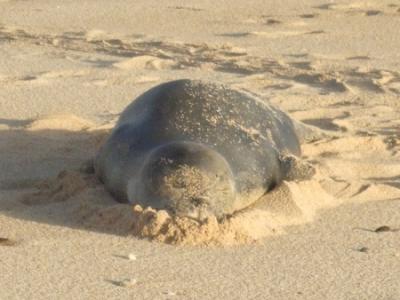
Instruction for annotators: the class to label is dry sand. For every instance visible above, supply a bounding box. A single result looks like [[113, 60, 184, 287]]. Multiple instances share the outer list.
[[1, 0, 400, 299]]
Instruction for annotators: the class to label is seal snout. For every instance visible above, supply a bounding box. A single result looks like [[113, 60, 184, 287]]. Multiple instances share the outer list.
[[132, 141, 236, 221]]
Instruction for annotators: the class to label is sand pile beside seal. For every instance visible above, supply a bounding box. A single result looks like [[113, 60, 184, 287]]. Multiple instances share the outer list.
[[13, 101, 338, 246], [14, 112, 398, 246], [129, 178, 335, 246], [21, 165, 335, 246]]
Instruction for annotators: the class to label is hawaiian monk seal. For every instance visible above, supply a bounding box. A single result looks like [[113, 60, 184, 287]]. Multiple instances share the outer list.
[[95, 79, 311, 221]]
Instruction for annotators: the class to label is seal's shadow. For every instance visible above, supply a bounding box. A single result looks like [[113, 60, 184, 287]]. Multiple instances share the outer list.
[[1, 118, 399, 239], [0, 119, 135, 236]]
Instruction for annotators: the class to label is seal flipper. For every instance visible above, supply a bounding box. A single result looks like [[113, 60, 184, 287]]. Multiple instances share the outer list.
[[292, 120, 329, 144], [279, 155, 316, 182]]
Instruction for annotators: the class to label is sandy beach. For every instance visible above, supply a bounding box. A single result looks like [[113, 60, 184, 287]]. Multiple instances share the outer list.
[[1, 0, 400, 299]]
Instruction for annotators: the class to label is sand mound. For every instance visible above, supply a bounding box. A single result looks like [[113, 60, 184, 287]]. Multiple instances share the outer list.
[[21, 165, 335, 246], [27, 114, 95, 131], [131, 205, 251, 246], [130, 179, 335, 246], [113, 55, 177, 70], [7, 106, 397, 247], [14, 112, 339, 246], [21, 170, 94, 205]]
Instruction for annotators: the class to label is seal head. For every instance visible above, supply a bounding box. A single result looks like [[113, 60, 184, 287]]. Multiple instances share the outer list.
[[129, 141, 236, 220]]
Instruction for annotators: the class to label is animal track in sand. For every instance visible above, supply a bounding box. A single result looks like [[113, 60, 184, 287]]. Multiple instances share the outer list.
[[328, 99, 362, 107], [1, 26, 399, 97], [297, 109, 352, 133], [344, 69, 398, 94], [299, 14, 318, 19], [0, 70, 88, 85], [367, 176, 400, 190], [374, 124, 400, 155], [250, 30, 310, 38], [264, 83, 293, 91], [315, 2, 373, 11], [218, 32, 251, 38], [0, 237, 18, 247], [265, 19, 282, 25], [364, 10, 382, 16], [303, 133, 400, 202], [346, 56, 371, 61], [168, 6, 204, 12], [219, 30, 322, 39], [302, 118, 347, 132], [0, 26, 257, 75], [333, 182, 372, 199], [306, 30, 325, 35], [313, 2, 395, 16], [284, 73, 347, 94]]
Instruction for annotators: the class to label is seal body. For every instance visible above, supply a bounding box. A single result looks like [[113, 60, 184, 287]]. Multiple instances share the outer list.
[[95, 79, 300, 220]]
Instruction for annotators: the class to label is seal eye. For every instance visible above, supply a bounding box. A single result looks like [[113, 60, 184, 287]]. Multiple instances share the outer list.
[[268, 180, 277, 191], [190, 197, 207, 207]]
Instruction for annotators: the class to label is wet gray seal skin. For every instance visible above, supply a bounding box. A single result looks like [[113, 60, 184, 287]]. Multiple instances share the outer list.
[[95, 79, 301, 221]]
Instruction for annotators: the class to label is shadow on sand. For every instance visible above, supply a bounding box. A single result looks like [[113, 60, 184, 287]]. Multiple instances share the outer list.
[[0, 119, 137, 237], [1, 118, 399, 241]]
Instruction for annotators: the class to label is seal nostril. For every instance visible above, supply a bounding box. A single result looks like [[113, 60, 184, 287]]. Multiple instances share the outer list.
[[268, 180, 277, 191], [172, 177, 187, 188]]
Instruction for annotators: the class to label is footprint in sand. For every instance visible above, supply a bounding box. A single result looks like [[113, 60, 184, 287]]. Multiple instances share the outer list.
[[306, 30, 325, 35], [299, 14, 318, 19], [168, 6, 203, 12], [219, 30, 311, 39], [265, 19, 282, 25], [346, 56, 371, 61], [367, 176, 400, 190], [343, 69, 399, 94], [289, 61, 313, 71], [8, 70, 89, 85], [365, 10, 382, 16], [294, 109, 352, 133], [287, 73, 348, 94], [218, 32, 251, 38], [314, 2, 367, 11], [264, 83, 293, 91], [302, 111, 351, 132], [315, 2, 388, 16], [301, 118, 348, 132], [251, 31, 307, 38], [0, 237, 18, 247]]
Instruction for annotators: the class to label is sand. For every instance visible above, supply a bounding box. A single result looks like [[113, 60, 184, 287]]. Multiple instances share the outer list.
[[1, 0, 400, 299]]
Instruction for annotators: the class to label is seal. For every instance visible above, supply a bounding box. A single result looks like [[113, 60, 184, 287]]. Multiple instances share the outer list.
[[95, 79, 304, 221]]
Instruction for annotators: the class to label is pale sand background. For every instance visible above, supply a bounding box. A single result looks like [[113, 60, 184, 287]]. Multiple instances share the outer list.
[[1, 0, 400, 299]]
